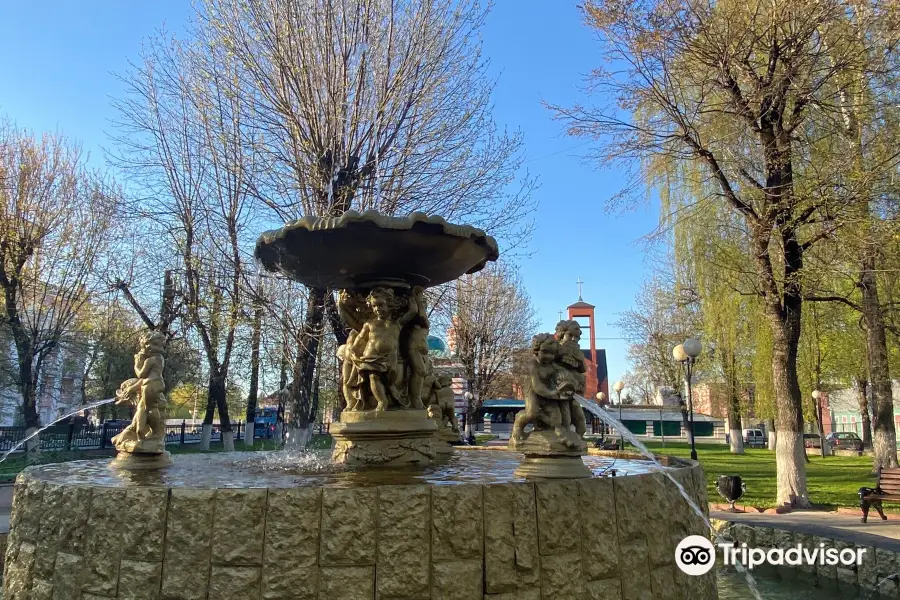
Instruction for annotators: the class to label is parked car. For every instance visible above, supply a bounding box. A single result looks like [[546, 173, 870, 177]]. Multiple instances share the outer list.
[[825, 431, 864, 451], [803, 433, 822, 448], [743, 428, 766, 448]]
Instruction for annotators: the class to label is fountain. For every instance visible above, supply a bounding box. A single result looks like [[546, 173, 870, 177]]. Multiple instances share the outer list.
[[2, 210, 718, 600]]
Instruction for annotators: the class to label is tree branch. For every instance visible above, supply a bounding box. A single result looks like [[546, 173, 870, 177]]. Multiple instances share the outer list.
[[115, 279, 157, 330]]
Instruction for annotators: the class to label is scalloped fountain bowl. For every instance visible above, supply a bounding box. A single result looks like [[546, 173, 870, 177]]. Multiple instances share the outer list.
[[255, 210, 499, 289]]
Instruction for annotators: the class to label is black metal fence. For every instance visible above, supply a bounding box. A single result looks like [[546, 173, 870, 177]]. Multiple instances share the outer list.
[[0, 421, 247, 454]]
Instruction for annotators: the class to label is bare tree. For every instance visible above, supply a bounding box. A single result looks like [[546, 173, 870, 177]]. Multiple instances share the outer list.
[[194, 0, 535, 444], [438, 262, 537, 434], [0, 121, 118, 430], [112, 30, 262, 450]]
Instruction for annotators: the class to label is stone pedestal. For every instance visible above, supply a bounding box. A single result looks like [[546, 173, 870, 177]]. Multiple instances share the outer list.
[[332, 409, 438, 466], [510, 430, 591, 479], [432, 428, 462, 455], [110, 450, 173, 470]]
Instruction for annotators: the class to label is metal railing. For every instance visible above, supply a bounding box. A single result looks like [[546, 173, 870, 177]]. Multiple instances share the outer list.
[[1, 421, 248, 453]]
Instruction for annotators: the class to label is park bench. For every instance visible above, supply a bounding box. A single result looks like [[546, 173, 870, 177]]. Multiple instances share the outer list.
[[859, 467, 900, 523]]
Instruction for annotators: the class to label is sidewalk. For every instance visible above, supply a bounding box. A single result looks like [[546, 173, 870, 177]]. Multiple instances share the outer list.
[[711, 509, 900, 552]]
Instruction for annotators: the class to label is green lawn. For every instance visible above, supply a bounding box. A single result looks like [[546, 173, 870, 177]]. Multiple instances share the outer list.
[[635, 441, 878, 510]]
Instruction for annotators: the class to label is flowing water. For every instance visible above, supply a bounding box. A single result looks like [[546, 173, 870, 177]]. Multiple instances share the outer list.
[[575, 395, 765, 600], [0, 397, 117, 466], [21, 449, 662, 488], [717, 567, 882, 599]]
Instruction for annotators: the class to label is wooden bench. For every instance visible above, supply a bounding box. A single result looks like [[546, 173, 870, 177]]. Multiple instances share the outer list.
[[859, 467, 900, 522]]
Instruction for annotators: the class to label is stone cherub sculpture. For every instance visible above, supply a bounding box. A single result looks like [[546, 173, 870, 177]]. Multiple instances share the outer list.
[[427, 374, 460, 434], [111, 330, 168, 455], [337, 287, 419, 411], [510, 332, 586, 452], [555, 320, 587, 437], [403, 287, 430, 410]]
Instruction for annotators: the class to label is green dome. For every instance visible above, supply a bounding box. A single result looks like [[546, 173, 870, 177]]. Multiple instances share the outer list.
[[427, 335, 447, 353]]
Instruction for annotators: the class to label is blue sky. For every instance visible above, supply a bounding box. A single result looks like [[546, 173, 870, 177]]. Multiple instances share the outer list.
[[0, 1, 659, 384]]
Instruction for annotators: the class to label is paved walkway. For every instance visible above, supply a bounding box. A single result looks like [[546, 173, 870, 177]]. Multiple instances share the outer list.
[[712, 509, 900, 552]]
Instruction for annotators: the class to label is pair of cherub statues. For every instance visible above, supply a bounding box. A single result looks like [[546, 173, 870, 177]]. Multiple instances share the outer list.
[[337, 286, 433, 412], [511, 320, 587, 448], [111, 330, 168, 453]]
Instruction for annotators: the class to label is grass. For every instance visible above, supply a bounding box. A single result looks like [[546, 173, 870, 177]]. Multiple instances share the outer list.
[[474, 434, 499, 445], [634, 441, 878, 510]]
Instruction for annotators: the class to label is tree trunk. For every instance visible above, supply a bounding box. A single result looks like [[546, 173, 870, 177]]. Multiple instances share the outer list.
[[770, 317, 810, 507], [728, 424, 744, 454], [214, 375, 234, 452], [200, 376, 217, 450], [860, 259, 898, 471], [855, 377, 873, 449], [244, 300, 263, 448], [4, 286, 40, 429], [287, 287, 326, 448], [723, 348, 744, 454]]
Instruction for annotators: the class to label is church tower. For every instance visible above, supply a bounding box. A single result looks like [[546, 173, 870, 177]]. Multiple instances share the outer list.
[[566, 280, 609, 401]]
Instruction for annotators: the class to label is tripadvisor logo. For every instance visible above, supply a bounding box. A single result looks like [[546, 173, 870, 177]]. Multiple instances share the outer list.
[[675, 536, 716, 576], [674, 535, 869, 576]]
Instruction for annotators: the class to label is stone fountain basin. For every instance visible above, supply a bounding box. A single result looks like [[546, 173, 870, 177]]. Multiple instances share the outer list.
[[3, 450, 717, 600], [254, 210, 499, 288]]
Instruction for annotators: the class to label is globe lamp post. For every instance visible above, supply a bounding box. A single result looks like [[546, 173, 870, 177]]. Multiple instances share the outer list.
[[673, 339, 701, 461], [613, 380, 625, 449]]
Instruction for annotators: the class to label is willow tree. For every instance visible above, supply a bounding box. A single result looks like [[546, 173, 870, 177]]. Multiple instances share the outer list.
[[550, 0, 888, 506], [800, 5, 900, 470], [193, 0, 534, 444]]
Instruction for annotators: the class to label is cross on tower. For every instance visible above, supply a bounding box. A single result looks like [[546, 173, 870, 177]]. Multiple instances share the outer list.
[[558, 309, 564, 321], [576, 278, 584, 301]]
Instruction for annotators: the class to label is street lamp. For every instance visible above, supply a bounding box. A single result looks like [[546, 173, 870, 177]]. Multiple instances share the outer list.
[[613, 380, 625, 449], [812, 389, 827, 457], [673, 338, 701, 461], [464, 391, 475, 445]]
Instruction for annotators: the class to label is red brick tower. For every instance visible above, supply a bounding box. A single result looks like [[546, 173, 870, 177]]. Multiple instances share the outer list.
[[567, 280, 609, 401]]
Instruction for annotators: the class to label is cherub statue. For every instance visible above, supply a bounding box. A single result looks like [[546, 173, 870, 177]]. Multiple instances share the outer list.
[[111, 330, 168, 453], [510, 333, 578, 448], [337, 329, 362, 410], [555, 320, 587, 436], [339, 287, 417, 411], [431, 375, 460, 433], [402, 287, 430, 409]]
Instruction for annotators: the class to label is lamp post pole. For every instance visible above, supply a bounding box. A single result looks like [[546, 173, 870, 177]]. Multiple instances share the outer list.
[[613, 381, 625, 450], [812, 390, 827, 458], [674, 339, 701, 462], [595, 392, 606, 436], [685, 357, 697, 461], [464, 390, 475, 445]]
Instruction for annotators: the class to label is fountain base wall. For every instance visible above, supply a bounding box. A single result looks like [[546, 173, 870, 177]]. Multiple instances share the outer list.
[[3, 456, 717, 600]]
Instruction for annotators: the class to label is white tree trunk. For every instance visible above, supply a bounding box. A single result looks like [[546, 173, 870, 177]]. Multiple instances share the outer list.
[[729, 428, 744, 454], [222, 430, 235, 452], [284, 425, 312, 449], [775, 430, 811, 507], [200, 423, 212, 450], [24, 426, 40, 453], [274, 422, 284, 445], [244, 420, 255, 448], [767, 419, 777, 451]]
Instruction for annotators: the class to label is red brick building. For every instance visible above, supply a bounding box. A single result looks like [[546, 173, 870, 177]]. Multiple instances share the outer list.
[[567, 296, 609, 402]]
